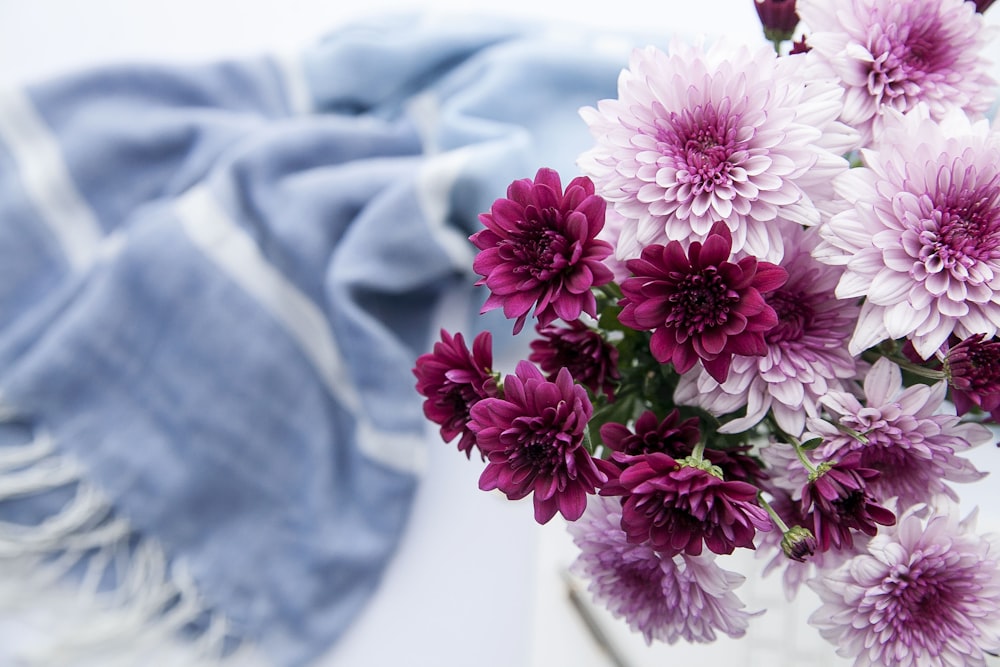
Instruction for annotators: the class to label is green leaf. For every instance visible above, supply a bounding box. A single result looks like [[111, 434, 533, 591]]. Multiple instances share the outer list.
[[799, 437, 824, 451]]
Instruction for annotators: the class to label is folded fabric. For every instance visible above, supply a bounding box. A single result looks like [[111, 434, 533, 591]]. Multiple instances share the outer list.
[[0, 12, 650, 667]]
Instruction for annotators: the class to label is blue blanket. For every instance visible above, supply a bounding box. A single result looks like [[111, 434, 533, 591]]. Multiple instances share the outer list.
[[0, 13, 646, 666]]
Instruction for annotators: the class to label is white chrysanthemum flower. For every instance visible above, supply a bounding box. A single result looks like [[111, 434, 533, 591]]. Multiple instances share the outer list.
[[674, 226, 861, 435], [578, 40, 858, 263], [809, 502, 1000, 667], [798, 0, 996, 147], [569, 496, 757, 645], [814, 105, 1000, 359]]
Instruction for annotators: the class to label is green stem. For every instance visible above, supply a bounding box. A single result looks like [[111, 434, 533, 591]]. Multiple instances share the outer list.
[[788, 433, 817, 473], [892, 356, 946, 381], [766, 415, 818, 473], [691, 439, 706, 462], [864, 349, 946, 381], [758, 492, 790, 533]]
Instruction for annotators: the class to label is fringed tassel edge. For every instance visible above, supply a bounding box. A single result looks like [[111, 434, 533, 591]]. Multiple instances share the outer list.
[[0, 426, 271, 667]]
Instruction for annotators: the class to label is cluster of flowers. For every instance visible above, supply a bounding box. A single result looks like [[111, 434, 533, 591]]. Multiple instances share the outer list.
[[414, 0, 1000, 664]]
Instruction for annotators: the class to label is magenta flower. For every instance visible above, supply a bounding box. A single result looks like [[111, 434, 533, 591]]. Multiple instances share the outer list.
[[945, 333, 1000, 421], [413, 329, 497, 458], [809, 503, 1000, 666], [601, 410, 764, 484], [808, 357, 989, 509], [618, 224, 786, 383], [815, 107, 1000, 359], [675, 226, 860, 435], [601, 452, 772, 557], [569, 496, 758, 645], [579, 39, 857, 261], [529, 320, 620, 400], [801, 451, 896, 553], [469, 361, 614, 524], [470, 168, 614, 334], [600, 410, 701, 459], [798, 0, 995, 147]]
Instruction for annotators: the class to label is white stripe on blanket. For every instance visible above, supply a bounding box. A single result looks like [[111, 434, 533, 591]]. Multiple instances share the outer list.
[[0, 88, 104, 269], [272, 52, 314, 116], [175, 185, 428, 475]]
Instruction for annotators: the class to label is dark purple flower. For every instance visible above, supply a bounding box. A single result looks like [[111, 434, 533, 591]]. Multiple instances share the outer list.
[[470, 361, 615, 524], [970, 0, 997, 12], [600, 410, 765, 484], [754, 0, 799, 42], [600, 410, 701, 459], [529, 320, 620, 400], [618, 224, 787, 383], [413, 329, 498, 458], [944, 333, 1000, 422], [470, 168, 614, 334], [601, 453, 772, 557], [801, 451, 895, 553], [789, 36, 810, 54]]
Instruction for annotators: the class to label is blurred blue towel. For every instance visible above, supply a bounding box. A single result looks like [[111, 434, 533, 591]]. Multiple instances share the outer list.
[[0, 13, 641, 667]]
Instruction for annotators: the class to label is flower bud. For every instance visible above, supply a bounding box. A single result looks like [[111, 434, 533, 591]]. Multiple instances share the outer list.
[[780, 525, 817, 562]]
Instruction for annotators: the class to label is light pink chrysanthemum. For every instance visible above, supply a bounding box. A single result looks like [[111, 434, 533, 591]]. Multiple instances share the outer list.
[[809, 503, 1000, 667], [797, 0, 995, 147], [569, 496, 757, 645], [806, 358, 989, 509], [579, 40, 857, 262], [674, 227, 861, 435], [814, 106, 1000, 359]]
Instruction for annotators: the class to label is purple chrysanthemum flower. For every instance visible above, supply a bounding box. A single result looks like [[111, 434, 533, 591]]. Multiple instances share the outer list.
[[944, 333, 1000, 421], [470, 361, 614, 524], [807, 357, 989, 509], [470, 168, 614, 334], [600, 410, 701, 459], [809, 503, 1000, 667], [529, 320, 620, 400], [601, 452, 772, 557], [798, 0, 995, 147], [801, 451, 896, 553], [618, 224, 786, 383], [413, 329, 498, 458], [601, 410, 765, 484], [814, 107, 1000, 359], [569, 496, 758, 645], [675, 226, 860, 435], [579, 39, 857, 262]]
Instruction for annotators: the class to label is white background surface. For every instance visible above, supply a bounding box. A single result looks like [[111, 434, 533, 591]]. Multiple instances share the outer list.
[[3, 2, 1000, 667]]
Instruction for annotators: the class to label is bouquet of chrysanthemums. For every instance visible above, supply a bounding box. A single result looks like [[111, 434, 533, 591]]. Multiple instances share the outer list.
[[414, 0, 1000, 664]]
